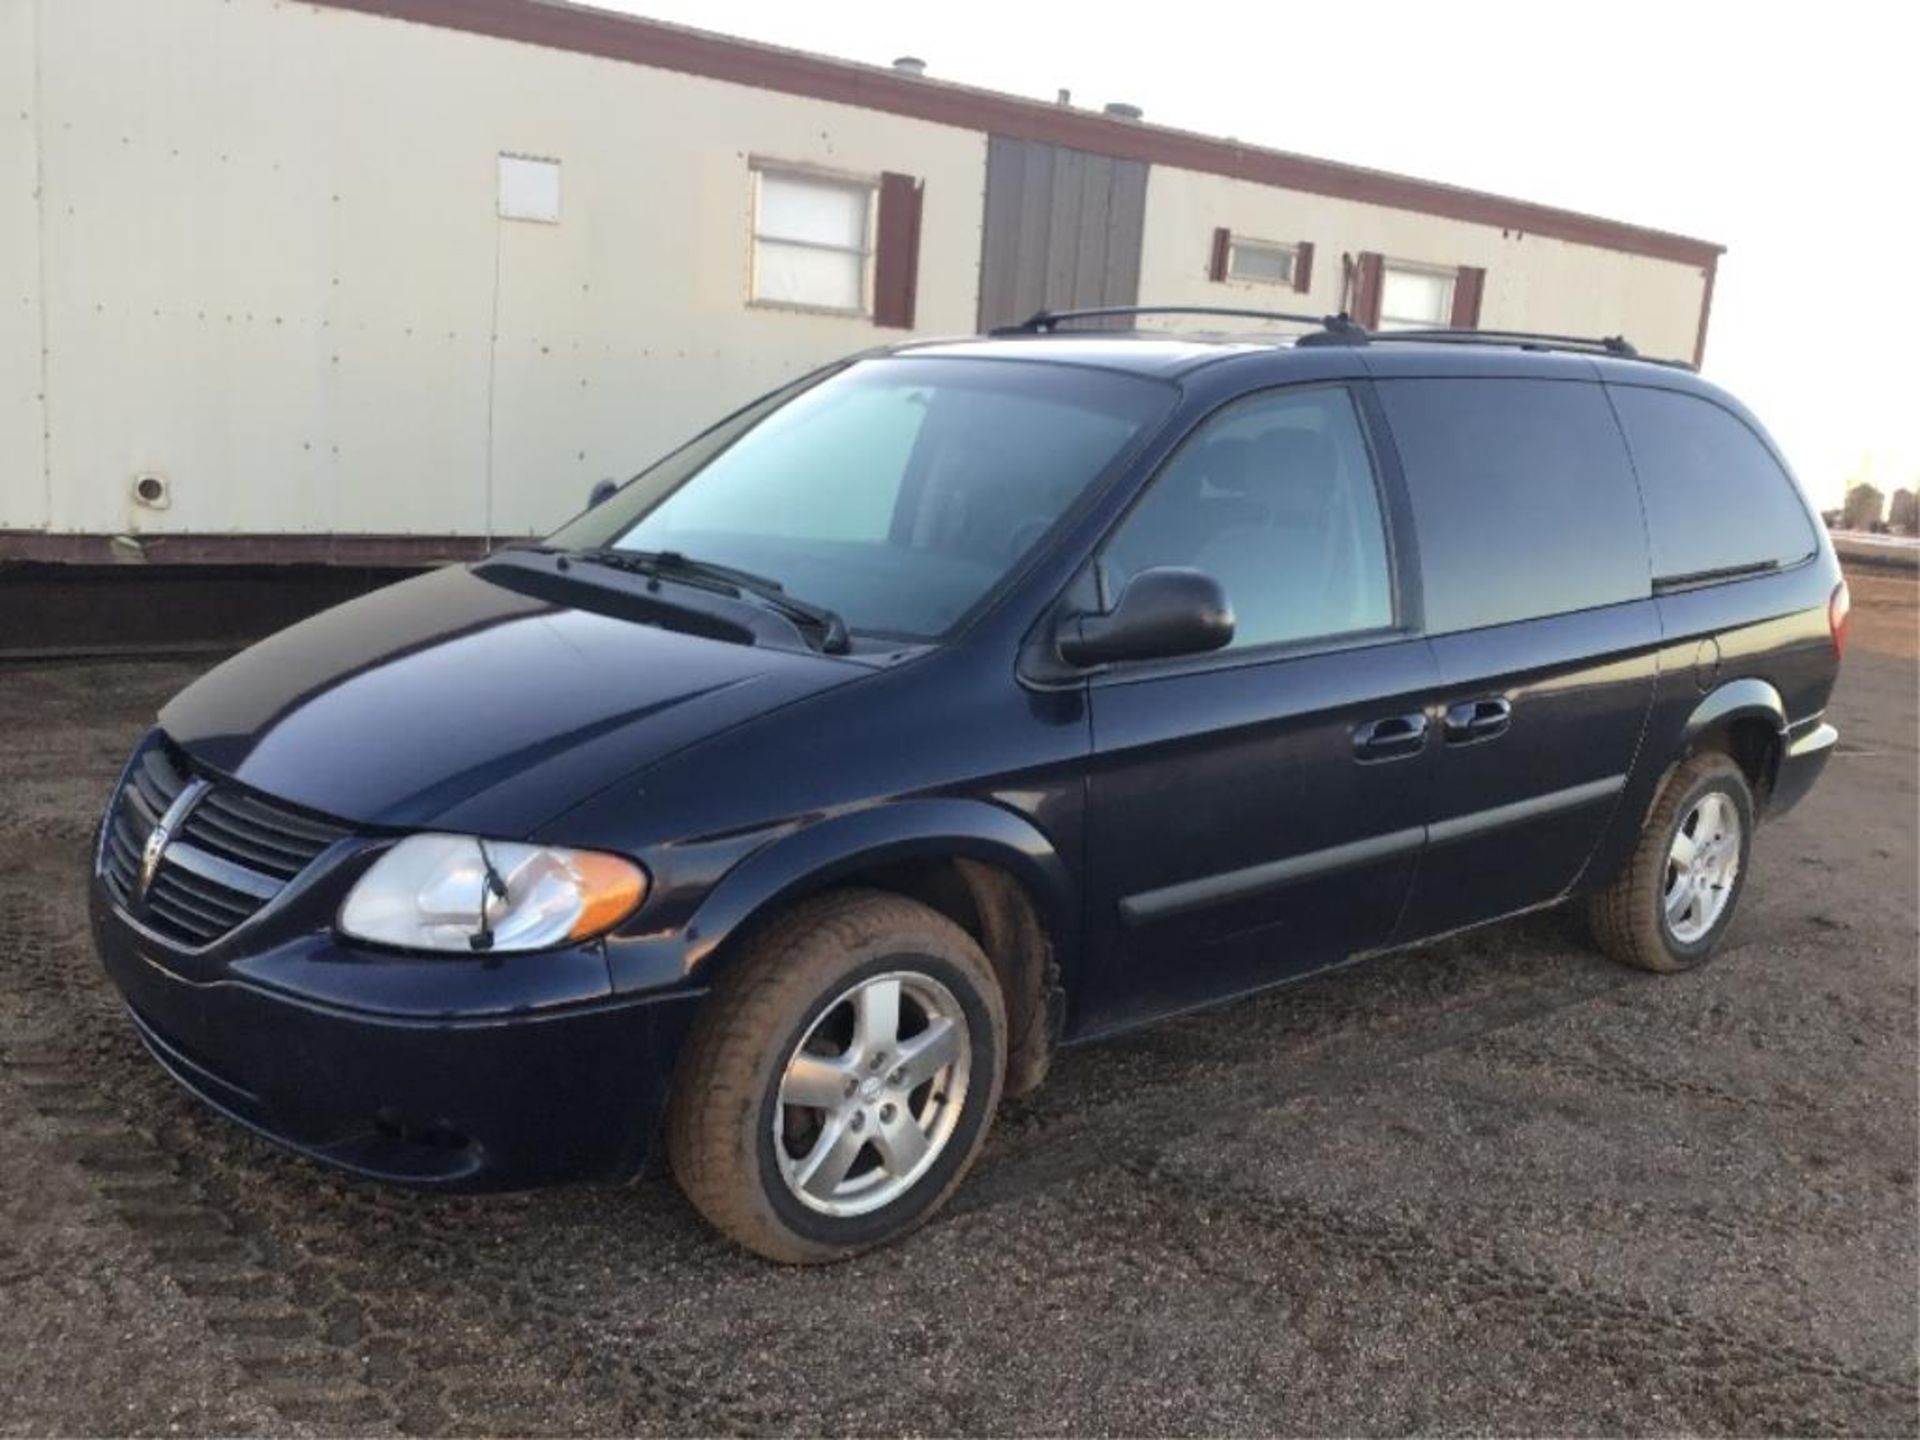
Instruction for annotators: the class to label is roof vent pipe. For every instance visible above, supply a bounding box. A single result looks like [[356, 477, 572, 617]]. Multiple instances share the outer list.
[[1103, 101, 1144, 120], [892, 56, 927, 76]]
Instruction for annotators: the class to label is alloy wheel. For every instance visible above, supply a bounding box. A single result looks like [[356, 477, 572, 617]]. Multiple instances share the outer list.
[[773, 971, 972, 1217], [1663, 791, 1742, 944]]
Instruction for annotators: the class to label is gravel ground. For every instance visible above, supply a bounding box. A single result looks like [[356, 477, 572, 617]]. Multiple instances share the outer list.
[[0, 572, 1914, 1437]]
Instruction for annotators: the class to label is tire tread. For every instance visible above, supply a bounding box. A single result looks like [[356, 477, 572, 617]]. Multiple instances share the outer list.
[[666, 888, 1004, 1264], [1589, 751, 1749, 974]]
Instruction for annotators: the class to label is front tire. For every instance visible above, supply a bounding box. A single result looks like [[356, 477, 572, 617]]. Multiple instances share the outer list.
[[666, 889, 1006, 1264], [1589, 751, 1755, 973]]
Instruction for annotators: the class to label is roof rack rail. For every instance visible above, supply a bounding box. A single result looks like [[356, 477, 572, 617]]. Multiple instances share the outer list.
[[1373, 326, 1637, 355], [990, 305, 1368, 343], [987, 308, 1689, 369], [1366, 327, 1693, 368]]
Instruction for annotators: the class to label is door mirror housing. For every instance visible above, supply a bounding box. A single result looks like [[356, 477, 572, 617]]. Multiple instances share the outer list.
[[1057, 567, 1234, 668], [587, 477, 620, 509]]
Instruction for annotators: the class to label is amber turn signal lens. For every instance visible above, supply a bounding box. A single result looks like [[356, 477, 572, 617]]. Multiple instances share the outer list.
[[566, 852, 648, 940]]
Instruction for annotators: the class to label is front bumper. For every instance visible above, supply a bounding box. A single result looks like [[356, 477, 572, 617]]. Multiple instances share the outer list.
[[90, 881, 705, 1191]]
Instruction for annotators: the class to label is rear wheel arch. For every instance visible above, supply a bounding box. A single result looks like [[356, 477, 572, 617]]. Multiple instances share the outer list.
[[1584, 676, 1789, 897], [1678, 677, 1788, 813], [1590, 748, 1754, 972]]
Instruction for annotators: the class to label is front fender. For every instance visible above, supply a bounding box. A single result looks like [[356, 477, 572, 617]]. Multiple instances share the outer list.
[[602, 798, 1077, 996]]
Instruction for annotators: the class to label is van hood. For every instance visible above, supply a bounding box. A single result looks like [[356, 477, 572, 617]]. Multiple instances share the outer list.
[[160, 563, 867, 833]]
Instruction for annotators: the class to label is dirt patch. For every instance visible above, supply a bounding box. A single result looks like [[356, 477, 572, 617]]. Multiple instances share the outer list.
[[1844, 561, 1919, 659]]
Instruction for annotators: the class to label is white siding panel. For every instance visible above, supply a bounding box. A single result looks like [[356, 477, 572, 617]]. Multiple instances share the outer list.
[[29, 0, 985, 539], [0, 0, 45, 530], [1138, 167, 1708, 363]]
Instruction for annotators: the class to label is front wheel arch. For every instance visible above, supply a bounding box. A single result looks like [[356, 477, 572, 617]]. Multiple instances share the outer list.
[[678, 801, 1075, 1095]]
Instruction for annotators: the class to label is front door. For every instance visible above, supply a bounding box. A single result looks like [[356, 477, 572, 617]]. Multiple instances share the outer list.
[[1075, 383, 1436, 1037]]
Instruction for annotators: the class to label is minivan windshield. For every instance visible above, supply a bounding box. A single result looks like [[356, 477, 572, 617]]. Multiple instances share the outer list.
[[546, 357, 1173, 642]]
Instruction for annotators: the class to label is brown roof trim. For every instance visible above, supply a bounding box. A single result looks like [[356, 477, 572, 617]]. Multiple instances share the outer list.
[[309, 0, 1724, 269], [1692, 252, 1719, 369], [0, 532, 492, 567]]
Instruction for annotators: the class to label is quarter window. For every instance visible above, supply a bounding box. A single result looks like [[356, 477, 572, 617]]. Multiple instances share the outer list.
[[752, 167, 874, 313], [1609, 386, 1817, 582], [1377, 378, 1648, 633], [1378, 265, 1455, 330], [1227, 238, 1298, 287], [1101, 387, 1394, 652]]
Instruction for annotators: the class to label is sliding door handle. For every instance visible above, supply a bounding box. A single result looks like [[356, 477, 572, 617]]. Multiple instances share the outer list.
[[1444, 697, 1512, 744], [1353, 712, 1429, 762]]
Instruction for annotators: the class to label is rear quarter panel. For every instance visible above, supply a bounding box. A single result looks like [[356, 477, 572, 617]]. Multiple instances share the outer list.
[[1579, 557, 1842, 890]]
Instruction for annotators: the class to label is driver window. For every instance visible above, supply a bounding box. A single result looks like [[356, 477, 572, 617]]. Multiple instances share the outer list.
[[1100, 386, 1394, 651]]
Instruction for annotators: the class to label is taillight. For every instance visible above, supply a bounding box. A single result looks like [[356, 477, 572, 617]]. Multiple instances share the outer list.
[[1828, 580, 1851, 659]]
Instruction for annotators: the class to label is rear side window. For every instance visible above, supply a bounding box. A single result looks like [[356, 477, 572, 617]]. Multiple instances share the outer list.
[[1377, 378, 1647, 634], [1609, 386, 1817, 582]]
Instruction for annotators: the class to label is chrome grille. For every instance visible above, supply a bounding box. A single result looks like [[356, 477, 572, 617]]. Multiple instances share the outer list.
[[102, 742, 188, 904], [100, 733, 350, 949], [180, 785, 346, 881]]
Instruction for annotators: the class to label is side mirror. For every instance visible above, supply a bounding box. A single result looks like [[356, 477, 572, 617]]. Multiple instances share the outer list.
[[1057, 567, 1234, 668], [587, 478, 619, 509]]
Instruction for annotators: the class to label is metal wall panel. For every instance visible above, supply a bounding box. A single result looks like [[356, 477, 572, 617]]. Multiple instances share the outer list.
[[977, 135, 1147, 330], [17, 0, 986, 542], [1135, 166, 1709, 363], [0, 0, 47, 531], [5, 0, 1714, 547]]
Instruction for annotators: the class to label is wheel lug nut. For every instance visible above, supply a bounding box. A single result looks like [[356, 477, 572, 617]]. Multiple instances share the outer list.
[[879, 1103, 896, 1123], [850, 1111, 865, 1132], [869, 1054, 885, 1071], [887, 1069, 903, 1087]]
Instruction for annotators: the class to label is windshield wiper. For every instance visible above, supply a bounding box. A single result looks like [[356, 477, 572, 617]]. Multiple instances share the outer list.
[[563, 548, 850, 654]]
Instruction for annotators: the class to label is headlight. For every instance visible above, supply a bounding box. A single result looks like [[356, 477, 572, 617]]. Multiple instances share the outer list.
[[338, 834, 646, 953]]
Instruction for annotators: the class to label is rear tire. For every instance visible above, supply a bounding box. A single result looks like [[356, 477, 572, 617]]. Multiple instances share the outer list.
[[666, 889, 1006, 1264], [1589, 752, 1754, 973]]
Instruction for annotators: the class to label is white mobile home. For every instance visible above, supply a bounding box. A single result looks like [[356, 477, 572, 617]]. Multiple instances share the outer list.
[[0, 0, 1722, 565]]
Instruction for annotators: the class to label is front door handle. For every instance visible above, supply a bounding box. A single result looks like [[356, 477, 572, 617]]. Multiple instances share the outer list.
[[1353, 712, 1429, 762], [1443, 697, 1513, 744]]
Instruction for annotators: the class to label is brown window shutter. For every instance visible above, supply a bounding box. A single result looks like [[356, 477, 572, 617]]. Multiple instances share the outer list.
[[1450, 265, 1485, 328], [1350, 252, 1384, 327], [873, 172, 924, 329], [1209, 227, 1231, 282], [1292, 241, 1315, 295]]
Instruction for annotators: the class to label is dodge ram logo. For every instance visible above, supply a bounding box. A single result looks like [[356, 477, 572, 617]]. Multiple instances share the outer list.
[[138, 821, 170, 896], [139, 778, 212, 901]]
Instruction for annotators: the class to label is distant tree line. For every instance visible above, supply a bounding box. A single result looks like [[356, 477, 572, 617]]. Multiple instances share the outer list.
[[1824, 483, 1919, 535]]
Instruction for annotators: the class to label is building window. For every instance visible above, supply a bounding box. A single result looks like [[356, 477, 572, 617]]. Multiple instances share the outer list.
[[1210, 230, 1314, 294], [751, 166, 874, 314], [1227, 237, 1297, 287], [1378, 264, 1456, 330]]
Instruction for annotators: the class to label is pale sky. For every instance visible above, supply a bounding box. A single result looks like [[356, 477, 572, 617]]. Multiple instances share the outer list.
[[598, 0, 1917, 509]]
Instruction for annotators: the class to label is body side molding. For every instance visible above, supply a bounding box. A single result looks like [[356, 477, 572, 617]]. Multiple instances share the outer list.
[[1120, 774, 1628, 927]]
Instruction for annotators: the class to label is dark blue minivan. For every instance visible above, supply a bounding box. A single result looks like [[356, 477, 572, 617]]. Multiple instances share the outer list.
[[90, 312, 1846, 1262]]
